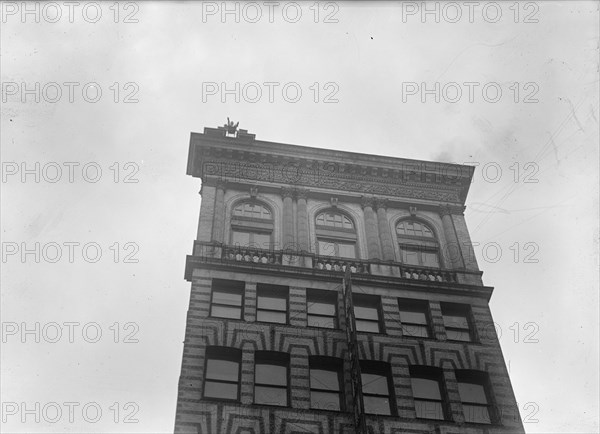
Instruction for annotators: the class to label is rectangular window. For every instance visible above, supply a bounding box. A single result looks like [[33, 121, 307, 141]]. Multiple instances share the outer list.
[[203, 347, 241, 401], [256, 284, 288, 324], [254, 352, 289, 407], [441, 303, 473, 342], [307, 289, 337, 329], [318, 239, 356, 259], [398, 298, 430, 338], [456, 371, 493, 424], [210, 279, 244, 320], [400, 246, 440, 268], [309, 357, 342, 411], [360, 361, 394, 416], [232, 230, 271, 249], [410, 367, 446, 420], [353, 294, 382, 333]]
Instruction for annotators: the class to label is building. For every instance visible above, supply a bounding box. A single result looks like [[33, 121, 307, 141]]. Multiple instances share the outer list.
[[174, 124, 525, 434]]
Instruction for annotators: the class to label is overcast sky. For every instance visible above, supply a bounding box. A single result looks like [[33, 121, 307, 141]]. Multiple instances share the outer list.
[[1, 1, 599, 433]]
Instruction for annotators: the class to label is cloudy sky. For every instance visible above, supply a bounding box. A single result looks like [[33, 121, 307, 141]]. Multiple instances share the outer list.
[[1, 1, 598, 432]]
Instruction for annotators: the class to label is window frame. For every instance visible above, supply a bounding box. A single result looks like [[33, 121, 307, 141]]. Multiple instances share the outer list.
[[353, 293, 383, 334], [309, 356, 343, 412], [409, 366, 447, 421], [441, 302, 474, 342], [359, 360, 396, 416], [396, 219, 441, 268], [455, 370, 495, 425], [254, 351, 290, 407], [398, 298, 432, 339], [202, 346, 241, 402], [230, 200, 274, 250], [306, 289, 338, 329], [315, 209, 359, 259], [256, 284, 288, 325], [209, 279, 245, 320]]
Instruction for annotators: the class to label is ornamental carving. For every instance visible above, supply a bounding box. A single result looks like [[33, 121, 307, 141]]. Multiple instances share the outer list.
[[201, 158, 463, 203]]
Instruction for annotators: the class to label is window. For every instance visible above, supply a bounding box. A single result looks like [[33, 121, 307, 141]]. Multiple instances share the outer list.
[[254, 352, 289, 406], [256, 284, 288, 324], [307, 289, 337, 329], [396, 220, 440, 267], [210, 279, 244, 320], [315, 210, 357, 259], [309, 357, 343, 411], [456, 371, 493, 424], [203, 347, 241, 401], [353, 294, 382, 333], [233, 202, 272, 219], [398, 298, 431, 338], [410, 366, 446, 420], [231, 201, 273, 250], [360, 361, 394, 416], [441, 303, 473, 342]]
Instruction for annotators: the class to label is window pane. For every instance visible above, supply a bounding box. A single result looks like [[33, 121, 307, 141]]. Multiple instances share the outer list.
[[257, 295, 286, 311], [256, 310, 286, 324], [337, 242, 356, 258], [415, 400, 444, 420], [363, 396, 391, 415], [211, 305, 241, 319], [212, 290, 242, 306], [444, 314, 469, 329], [255, 386, 287, 406], [253, 233, 271, 249], [400, 310, 427, 325], [401, 248, 421, 266], [318, 240, 337, 256], [256, 364, 287, 386], [310, 369, 340, 391], [458, 382, 488, 404], [204, 380, 238, 400], [446, 329, 471, 341], [361, 373, 389, 395], [354, 305, 378, 320], [423, 252, 439, 267], [232, 231, 250, 246], [308, 300, 335, 316], [308, 315, 335, 329], [463, 404, 491, 424], [411, 378, 441, 400], [310, 391, 340, 411], [402, 324, 429, 338], [206, 359, 239, 381], [356, 320, 380, 333]]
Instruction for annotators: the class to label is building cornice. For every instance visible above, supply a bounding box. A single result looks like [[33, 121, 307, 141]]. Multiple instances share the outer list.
[[187, 128, 475, 205]]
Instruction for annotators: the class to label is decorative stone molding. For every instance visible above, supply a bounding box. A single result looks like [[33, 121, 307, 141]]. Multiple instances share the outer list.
[[296, 188, 310, 200], [439, 204, 466, 216], [330, 197, 338, 208], [374, 198, 389, 211], [409, 206, 417, 216], [360, 196, 376, 210], [249, 186, 258, 198], [280, 186, 295, 199]]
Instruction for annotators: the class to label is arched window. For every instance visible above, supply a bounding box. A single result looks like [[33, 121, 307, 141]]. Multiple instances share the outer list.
[[315, 210, 357, 259], [230, 201, 273, 249], [396, 220, 440, 267]]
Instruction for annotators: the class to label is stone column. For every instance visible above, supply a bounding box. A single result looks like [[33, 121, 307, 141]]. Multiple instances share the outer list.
[[361, 196, 381, 259], [196, 179, 216, 242], [281, 187, 295, 249], [375, 198, 396, 261], [211, 180, 227, 244], [296, 189, 310, 252], [439, 204, 465, 269]]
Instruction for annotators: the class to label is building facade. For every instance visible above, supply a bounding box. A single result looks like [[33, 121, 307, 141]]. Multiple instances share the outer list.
[[174, 125, 524, 434]]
